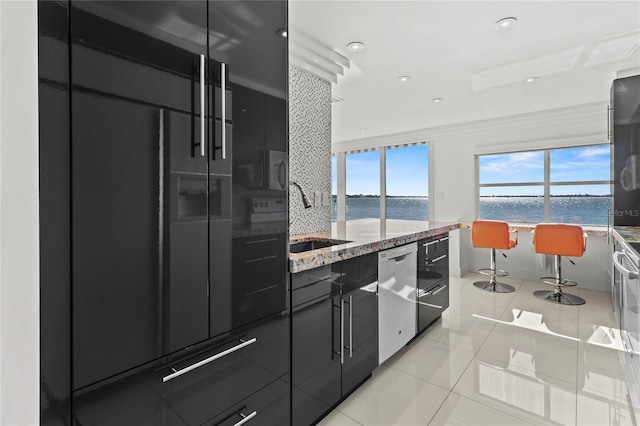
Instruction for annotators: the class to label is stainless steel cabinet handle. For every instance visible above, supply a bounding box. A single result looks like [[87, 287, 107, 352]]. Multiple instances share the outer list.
[[233, 410, 257, 426], [245, 238, 278, 245], [613, 251, 639, 279], [423, 236, 450, 247], [418, 301, 443, 309], [431, 285, 447, 295], [221, 62, 227, 160], [199, 54, 205, 157], [430, 254, 447, 263], [162, 338, 256, 382], [623, 337, 633, 357], [244, 255, 278, 264], [340, 298, 345, 365], [349, 295, 353, 358]]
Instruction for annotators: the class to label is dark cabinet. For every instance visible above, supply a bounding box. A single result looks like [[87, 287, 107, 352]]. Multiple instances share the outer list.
[[291, 254, 378, 425], [73, 311, 289, 426], [340, 255, 379, 396], [417, 234, 450, 334], [39, 0, 288, 424], [39, 1, 72, 423], [70, 1, 212, 390], [232, 234, 287, 330], [612, 75, 640, 225]]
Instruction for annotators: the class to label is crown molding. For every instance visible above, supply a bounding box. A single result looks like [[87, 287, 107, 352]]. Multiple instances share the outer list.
[[288, 27, 349, 83], [332, 101, 609, 153]]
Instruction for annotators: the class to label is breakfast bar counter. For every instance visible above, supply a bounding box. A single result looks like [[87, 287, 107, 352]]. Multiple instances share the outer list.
[[289, 219, 460, 273]]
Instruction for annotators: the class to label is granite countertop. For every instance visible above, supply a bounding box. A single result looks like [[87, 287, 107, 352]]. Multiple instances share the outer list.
[[612, 226, 640, 244], [460, 222, 608, 237], [611, 226, 640, 266], [290, 219, 460, 273]]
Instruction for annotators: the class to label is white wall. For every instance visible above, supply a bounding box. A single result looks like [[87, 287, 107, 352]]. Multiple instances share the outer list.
[[334, 101, 612, 291], [0, 1, 40, 424]]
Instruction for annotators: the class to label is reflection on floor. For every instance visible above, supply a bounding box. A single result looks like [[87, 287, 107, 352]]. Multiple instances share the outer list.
[[318, 272, 635, 426]]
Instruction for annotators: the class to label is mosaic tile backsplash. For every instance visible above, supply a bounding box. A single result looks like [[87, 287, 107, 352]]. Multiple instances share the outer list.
[[289, 66, 332, 235]]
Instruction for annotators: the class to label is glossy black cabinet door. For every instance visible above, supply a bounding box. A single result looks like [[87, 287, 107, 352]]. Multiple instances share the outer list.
[[417, 236, 450, 334], [73, 311, 289, 426], [291, 262, 342, 426], [220, 0, 288, 336], [70, 1, 209, 390], [292, 255, 378, 425], [341, 254, 378, 396], [612, 75, 640, 225], [39, 1, 72, 424], [231, 234, 287, 330]]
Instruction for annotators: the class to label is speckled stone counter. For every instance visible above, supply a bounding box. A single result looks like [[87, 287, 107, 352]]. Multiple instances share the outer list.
[[460, 222, 608, 237], [289, 219, 460, 273], [613, 226, 640, 244]]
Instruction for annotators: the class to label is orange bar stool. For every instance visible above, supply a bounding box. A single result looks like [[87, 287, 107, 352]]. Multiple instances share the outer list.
[[532, 223, 587, 305], [471, 220, 518, 293]]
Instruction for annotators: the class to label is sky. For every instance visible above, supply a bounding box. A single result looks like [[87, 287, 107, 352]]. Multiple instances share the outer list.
[[479, 144, 611, 196], [332, 145, 429, 196], [332, 144, 611, 197]]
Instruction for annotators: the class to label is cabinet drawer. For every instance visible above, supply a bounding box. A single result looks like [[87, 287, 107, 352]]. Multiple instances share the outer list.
[[205, 379, 289, 426], [418, 252, 449, 292], [153, 312, 289, 425], [73, 311, 289, 426], [422, 234, 449, 257], [292, 264, 341, 306], [73, 373, 187, 426], [418, 280, 449, 332], [235, 234, 285, 262]]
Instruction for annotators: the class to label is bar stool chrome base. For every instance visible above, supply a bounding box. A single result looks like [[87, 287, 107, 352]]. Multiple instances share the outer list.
[[535, 255, 586, 305], [473, 280, 515, 293], [474, 249, 515, 293], [534, 289, 585, 305]]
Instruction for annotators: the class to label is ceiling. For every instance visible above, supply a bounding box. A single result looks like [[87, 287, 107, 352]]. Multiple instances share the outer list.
[[289, 1, 640, 145]]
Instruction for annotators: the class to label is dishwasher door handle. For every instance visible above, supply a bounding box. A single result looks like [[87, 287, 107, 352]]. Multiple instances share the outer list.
[[613, 251, 639, 279]]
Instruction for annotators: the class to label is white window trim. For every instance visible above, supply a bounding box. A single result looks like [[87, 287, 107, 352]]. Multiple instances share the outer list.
[[476, 144, 611, 223], [333, 144, 431, 222]]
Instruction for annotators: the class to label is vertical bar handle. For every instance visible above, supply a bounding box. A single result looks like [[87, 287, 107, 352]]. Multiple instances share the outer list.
[[199, 55, 205, 157], [233, 410, 257, 426], [221, 62, 227, 160], [340, 298, 344, 365], [349, 295, 353, 358]]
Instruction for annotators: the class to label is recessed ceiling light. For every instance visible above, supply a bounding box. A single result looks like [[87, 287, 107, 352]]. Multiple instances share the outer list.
[[432, 97, 443, 103], [494, 17, 517, 30], [276, 28, 287, 38], [397, 75, 411, 82], [347, 41, 365, 52], [360, 128, 367, 132], [525, 76, 539, 83]]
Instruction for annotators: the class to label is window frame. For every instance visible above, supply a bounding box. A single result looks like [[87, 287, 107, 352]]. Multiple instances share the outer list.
[[332, 144, 432, 222], [475, 143, 612, 224]]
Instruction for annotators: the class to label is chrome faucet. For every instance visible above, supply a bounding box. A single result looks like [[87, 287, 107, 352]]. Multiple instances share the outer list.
[[290, 182, 312, 209]]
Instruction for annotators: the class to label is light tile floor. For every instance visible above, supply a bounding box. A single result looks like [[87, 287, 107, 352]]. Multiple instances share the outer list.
[[318, 273, 636, 426]]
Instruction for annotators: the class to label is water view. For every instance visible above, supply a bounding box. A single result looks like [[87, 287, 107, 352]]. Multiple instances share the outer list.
[[332, 196, 611, 225]]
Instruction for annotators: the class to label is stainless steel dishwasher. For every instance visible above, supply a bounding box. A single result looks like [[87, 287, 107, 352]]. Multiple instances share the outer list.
[[378, 243, 417, 364]]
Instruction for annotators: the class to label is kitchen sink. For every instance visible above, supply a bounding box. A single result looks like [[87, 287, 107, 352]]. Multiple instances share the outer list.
[[289, 239, 351, 253]]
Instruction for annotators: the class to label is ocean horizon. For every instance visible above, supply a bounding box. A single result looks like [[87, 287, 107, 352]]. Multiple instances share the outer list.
[[332, 195, 611, 225]]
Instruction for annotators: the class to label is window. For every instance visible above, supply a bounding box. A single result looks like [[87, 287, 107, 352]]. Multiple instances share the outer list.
[[332, 144, 430, 222], [386, 145, 429, 220], [478, 144, 611, 225], [346, 151, 380, 220]]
